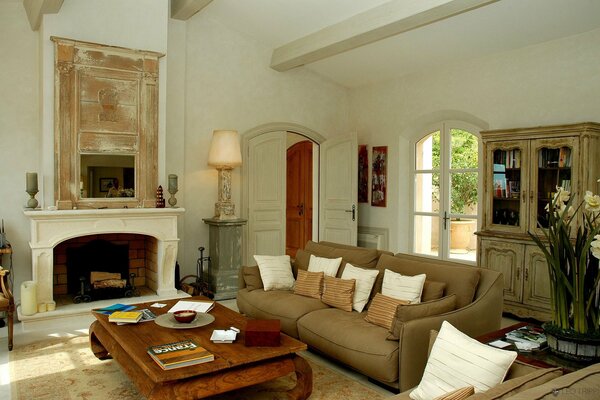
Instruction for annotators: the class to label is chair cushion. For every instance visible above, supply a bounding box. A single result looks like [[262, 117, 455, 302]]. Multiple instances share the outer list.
[[298, 307, 399, 384], [242, 266, 264, 291], [467, 367, 562, 399], [422, 280, 447, 302], [236, 288, 329, 338]]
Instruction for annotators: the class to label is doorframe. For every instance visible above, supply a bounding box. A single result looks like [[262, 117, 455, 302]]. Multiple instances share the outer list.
[[241, 122, 326, 264]]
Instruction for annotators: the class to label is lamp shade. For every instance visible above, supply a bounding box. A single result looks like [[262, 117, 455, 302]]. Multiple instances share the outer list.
[[207, 130, 242, 168]]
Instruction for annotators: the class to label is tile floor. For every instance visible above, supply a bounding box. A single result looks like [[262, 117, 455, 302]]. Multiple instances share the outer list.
[[0, 301, 519, 400]]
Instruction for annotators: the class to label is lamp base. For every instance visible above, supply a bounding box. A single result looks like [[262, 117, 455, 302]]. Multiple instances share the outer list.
[[214, 201, 237, 220]]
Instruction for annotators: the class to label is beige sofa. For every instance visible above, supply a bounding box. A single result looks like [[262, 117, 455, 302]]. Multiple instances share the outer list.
[[237, 241, 504, 391]]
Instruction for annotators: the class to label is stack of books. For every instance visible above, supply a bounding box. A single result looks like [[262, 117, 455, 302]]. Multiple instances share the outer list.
[[505, 325, 547, 351], [147, 339, 214, 369]]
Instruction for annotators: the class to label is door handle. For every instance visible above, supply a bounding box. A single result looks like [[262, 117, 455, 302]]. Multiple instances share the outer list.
[[345, 205, 356, 221], [297, 203, 304, 216]]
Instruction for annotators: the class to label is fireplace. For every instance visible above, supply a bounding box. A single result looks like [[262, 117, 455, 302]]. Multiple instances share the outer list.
[[23, 208, 184, 310]]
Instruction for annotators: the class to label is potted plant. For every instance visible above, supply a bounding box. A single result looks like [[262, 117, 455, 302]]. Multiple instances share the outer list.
[[529, 184, 600, 361]]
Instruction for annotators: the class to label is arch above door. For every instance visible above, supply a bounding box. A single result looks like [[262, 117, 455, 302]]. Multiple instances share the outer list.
[[241, 123, 326, 265]]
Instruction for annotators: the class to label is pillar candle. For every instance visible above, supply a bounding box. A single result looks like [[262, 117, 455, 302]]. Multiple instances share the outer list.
[[26, 172, 38, 192], [20, 281, 37, 316], [168, 174, 178, 192], [37, 303, 47, 313]]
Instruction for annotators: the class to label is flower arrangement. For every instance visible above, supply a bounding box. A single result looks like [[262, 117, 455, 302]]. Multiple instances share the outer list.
[[529, 183, 600, 334]]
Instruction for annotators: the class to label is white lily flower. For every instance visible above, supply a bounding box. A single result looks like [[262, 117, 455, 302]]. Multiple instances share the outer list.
[[584, 191, 600, 212]]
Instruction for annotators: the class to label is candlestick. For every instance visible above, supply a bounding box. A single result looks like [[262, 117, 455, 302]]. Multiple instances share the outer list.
[[168, 174, 178, 208]]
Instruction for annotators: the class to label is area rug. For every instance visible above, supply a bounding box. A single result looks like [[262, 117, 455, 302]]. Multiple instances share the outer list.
[[9, 335, 389, 400]]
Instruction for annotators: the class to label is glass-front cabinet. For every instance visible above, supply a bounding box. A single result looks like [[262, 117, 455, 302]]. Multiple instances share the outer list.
[[478, 123, 600, 321]]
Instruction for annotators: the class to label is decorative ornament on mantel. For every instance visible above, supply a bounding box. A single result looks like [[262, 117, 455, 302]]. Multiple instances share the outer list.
[[155, 186, 165, 208], [168, 174, 178, 208], [207, 130, 242, 220], [529, 184, 600, 362], [25, 172, 39, 210]]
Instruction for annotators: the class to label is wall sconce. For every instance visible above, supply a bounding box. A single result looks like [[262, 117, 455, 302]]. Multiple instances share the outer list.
[[207, 130, 242, 220]]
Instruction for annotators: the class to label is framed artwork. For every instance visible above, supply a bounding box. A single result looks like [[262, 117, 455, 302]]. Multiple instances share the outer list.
[[99, 178, 117, 192], [358, 145, 369, 203], [371, 146, 387, 207]]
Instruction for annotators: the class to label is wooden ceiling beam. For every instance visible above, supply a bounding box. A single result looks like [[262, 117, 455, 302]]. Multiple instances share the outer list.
[[270, 0, 498, 71], [23, 0, 64, 31], [171, 0, 213, 20]]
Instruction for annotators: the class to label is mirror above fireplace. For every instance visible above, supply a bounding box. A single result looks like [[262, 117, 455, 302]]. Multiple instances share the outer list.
[[52, 36, 164, 209]]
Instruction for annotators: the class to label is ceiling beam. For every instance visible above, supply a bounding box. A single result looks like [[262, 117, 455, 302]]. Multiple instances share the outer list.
[[271, 0, 498, 72], [22, 0, 63, 31], [171, 0, 213, 20]]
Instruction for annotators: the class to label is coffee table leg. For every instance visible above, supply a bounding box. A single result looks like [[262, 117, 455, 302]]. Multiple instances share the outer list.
[[287, 355, 312, 400], [89, 320, 111, 360]]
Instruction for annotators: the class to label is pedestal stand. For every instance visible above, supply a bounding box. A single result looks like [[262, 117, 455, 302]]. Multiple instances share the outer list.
[[202, 217, 247, 300]]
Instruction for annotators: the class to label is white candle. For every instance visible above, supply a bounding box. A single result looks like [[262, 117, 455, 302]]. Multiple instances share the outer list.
[[20, 281, 37, 316], [37, 303, 47, 313], [47, 301, 56, 311], [26, 172, 38, 192], [168, 174, 178, 192]]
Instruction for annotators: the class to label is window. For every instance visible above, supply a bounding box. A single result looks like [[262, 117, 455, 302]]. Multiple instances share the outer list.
[[412, 122, 480, 263]]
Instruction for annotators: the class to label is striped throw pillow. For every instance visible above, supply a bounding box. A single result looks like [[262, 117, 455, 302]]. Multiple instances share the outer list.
[[321, 276, 355, 312], [433, 386, 475, 400], [410, 321, 517, 400], [365, 293, 409, 329], [294, 269, 324, 299], [382, 269, 426, 303]]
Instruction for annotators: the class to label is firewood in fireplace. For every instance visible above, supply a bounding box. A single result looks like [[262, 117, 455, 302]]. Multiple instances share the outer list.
[[90, 271, 126, 289]]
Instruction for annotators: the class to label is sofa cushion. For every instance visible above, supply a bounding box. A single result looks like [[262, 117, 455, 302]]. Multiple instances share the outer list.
[[433, 386, 475, 400], [365, 293, 409, 330], [382, 269, 426, 303], [376, 254, 480, 308], [294, 269, 323, 299], [422, 280, 447, 302], [341, 263, 379, 312], [308, 254, 342, 277], [254, 255, 295, 290], [322, 276, 355, 312], [293, 249, 312, 276], [410, 321, 517, 399], [242, 266, 264, 291], [467, 367, 562, 399], [297, 307, 399, 384], [236, 288, 329, 338], [504, 363, 600, 399], [388, 295, 457, 340]]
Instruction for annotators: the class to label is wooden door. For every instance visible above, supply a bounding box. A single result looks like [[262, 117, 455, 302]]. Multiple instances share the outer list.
[[286, 141, 313, 258], [523, 245, 552, 313], [479, 239, 523, 303], [319, 134, 358, 245]]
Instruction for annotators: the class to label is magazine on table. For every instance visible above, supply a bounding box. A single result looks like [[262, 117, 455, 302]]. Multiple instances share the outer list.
[[505, 325, 547, 350]]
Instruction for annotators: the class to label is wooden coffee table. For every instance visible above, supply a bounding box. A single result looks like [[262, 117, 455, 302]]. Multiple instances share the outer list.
[[89, 297, 312, 399]]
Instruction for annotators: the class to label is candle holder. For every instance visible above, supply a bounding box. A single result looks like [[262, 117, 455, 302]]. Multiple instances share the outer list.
[[26, 189, 39, 209], [168, 187, 178, 207]]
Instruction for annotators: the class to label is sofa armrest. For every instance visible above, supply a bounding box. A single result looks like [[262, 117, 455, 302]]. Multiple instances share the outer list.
[[396, 271, 504, 391]]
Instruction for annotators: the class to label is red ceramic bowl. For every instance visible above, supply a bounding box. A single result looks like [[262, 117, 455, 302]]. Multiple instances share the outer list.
[[173, 310, 197, 323]]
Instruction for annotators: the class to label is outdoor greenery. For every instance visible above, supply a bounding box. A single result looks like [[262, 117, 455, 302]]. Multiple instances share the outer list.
[[431, 129, 478, 215], [529, 188, 600, 334]]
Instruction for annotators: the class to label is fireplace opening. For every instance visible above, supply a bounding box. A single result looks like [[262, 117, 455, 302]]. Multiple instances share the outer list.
[[54, 234, 156, 304]]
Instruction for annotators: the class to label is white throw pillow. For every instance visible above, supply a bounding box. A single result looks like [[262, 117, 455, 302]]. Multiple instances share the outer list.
[[410, 321, 517, 400], [340, 263, 379, 312], [253, 255, 295, 291], [308, 254, 343, 277], [382, 269, 426, 303]]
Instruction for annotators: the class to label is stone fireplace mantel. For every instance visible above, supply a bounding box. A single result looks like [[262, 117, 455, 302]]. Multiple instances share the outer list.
[[24, 208, 185, 306]]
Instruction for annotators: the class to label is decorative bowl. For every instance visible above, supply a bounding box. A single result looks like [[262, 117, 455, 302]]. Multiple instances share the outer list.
[[173, 310, 197, 323]]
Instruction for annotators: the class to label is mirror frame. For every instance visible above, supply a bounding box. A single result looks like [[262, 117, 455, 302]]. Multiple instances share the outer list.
[[52, 37, 163, 209]]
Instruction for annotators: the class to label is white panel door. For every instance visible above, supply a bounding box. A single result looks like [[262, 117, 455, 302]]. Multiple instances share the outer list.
[[247, 132, 286, 263], [319, 134, 358, 245]]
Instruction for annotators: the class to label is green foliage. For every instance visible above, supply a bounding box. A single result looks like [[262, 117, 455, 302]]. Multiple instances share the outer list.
[[431, 129, 478, 214]]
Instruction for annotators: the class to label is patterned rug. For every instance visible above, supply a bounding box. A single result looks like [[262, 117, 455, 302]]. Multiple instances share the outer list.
[[9, 335, 389, 400]]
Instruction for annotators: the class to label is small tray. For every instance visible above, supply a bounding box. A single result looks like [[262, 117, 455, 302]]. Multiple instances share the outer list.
[[154, 312, 215, 329]]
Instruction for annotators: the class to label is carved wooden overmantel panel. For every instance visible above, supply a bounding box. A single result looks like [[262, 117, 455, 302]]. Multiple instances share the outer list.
[[52, 37, 164, 209]]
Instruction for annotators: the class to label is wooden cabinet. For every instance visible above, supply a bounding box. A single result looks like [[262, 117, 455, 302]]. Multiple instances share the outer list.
[[478, 123, 600, 320]]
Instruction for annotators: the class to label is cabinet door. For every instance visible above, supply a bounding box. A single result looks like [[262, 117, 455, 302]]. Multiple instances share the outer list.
[[480, 239, 523, 303], [528, 137, 579, 234], [523, 245, 552, 311], [483, 141, 529, 233]]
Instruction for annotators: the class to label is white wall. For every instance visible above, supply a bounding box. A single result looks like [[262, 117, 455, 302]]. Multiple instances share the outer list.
[[180, 13, 350, 275], [0, 2, 40, 300], [351, 27, 600, 254]]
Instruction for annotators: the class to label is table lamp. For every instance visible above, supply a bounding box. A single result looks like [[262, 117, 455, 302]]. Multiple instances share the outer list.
[[207, 130, 242, 220]]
